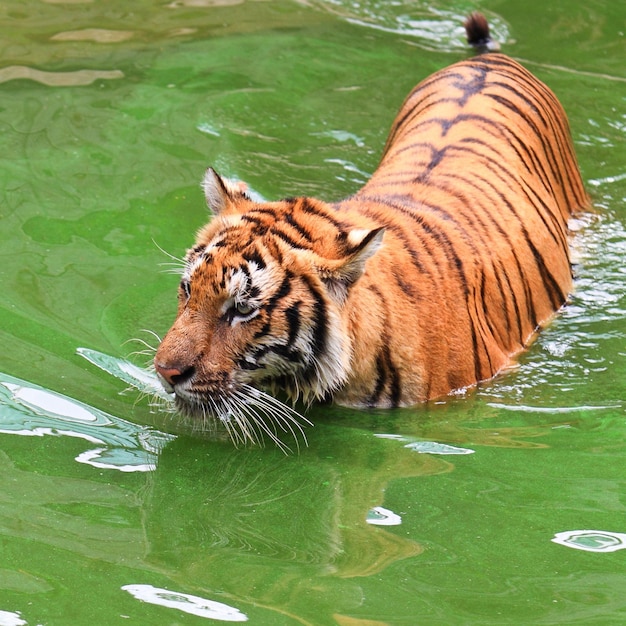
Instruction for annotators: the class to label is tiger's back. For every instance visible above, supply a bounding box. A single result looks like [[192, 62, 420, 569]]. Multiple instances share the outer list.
[[154, 15, 589, 442], [332, 51, 589, 405]]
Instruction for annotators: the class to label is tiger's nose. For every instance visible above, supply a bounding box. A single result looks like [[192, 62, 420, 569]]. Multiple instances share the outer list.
[[154, 362, 194, 389]]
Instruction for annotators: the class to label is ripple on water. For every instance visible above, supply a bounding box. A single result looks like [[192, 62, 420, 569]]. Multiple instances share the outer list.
[[0, 66, 124, 86], [552, 530, 626, 553], [50, 28, 135, 43], [0, 611, 27, 626], [480, 210, 626, 404], [309, 0, 510, 52], [0, 370, 174, 472], [121, 585, 248, 621]]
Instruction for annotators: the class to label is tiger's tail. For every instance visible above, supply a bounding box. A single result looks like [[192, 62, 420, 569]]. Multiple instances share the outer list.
[[464, 12, 500, 53]]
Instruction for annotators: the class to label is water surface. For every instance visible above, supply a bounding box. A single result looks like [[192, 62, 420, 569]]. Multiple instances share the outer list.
[[1, 1, 626, 624]]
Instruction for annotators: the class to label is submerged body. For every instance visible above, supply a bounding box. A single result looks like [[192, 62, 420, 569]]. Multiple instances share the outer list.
[[154, 17, 588, 437], [332, 51, 589, 405]]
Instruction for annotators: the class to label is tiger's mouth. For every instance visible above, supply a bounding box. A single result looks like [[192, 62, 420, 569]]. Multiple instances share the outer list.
[[155, 371, 234, 419], [157, 373, 311, 451]]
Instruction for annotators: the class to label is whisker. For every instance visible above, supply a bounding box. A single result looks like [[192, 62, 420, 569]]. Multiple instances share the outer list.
[[258, 405, 306, 453], [228, 402, 264, 448], [235, 402, 266, 448], [235, 390, 293, 438], [151, 374, 311, 450], [152, 238, 185, 264], [214, 396, 248, 448], [127, 348, 156, 359], [230, 393, 292, 453], [159, 264, 186, 276], [123, 330, 162, 360], [246, 385, 312, 428], [138, 328, 163, 343], [237, 385, 311, 451]]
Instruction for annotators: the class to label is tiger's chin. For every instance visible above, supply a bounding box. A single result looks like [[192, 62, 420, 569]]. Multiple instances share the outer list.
[[167, 382, 313, 452]]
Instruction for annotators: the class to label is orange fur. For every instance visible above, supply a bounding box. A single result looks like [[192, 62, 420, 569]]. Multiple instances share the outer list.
[[154, 16, 589, 431]]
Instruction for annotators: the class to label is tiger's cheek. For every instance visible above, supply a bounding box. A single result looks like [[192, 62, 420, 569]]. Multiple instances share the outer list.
[[217, 315, 267, 380], [232, 298, 310, 381]]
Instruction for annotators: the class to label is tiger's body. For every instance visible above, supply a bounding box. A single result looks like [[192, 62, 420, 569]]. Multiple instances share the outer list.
[[154, 15, 588, 442]]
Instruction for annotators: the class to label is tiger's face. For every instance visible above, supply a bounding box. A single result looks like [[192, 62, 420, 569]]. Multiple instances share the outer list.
[[156, 228, 347, 411], [154, 169, 383, 444]]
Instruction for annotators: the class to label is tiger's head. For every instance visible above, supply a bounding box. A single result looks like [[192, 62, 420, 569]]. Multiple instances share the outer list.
[[154, 169, 383, 445]]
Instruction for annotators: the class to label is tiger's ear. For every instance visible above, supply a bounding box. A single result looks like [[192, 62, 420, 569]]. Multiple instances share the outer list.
[[321, 227, 385, 303], [201, 168, 249, 215]]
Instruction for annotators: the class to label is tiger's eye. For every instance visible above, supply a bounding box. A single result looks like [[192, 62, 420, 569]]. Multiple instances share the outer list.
[[235, 302, 255, 316]]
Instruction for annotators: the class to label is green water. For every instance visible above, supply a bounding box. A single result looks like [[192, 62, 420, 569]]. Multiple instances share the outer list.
[[1, 1, 626, 624]]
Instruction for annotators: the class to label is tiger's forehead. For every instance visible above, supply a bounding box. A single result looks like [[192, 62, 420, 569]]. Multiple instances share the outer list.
[[182, 233, 277, 299]]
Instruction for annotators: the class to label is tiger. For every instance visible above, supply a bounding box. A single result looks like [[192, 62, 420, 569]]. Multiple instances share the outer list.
[[153, 12, 589, 446]]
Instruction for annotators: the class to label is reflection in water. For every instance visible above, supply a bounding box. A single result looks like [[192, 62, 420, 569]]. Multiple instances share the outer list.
[[138, 434, 450, 621], [0, 371, 174, 472], [0, 353, 443, 622], [405, 441, 474, 455], [122, 584, 248, 621], [374, 434, 475, 455], [487, 402, 620, 414], [552, 530, 626, 553], [50, 28, 135, 43], [77, 347, 172, 402], [366, 506, 402, 526], [0, 66, 124, 86], [0, 611, 27, 626]]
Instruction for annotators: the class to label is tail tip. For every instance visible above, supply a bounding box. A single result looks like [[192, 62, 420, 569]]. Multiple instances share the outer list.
[[464, 12, 500, 53]]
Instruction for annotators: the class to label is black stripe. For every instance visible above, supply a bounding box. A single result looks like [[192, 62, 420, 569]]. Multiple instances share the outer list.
[[301, 274, 328, 356], [248, 206, 278, 217], [242, 249, 267, 269], [267, 272, 292, 307], [476, 63, 580, 203], [378, 129, 567, 253], [386, 344, 402, 407], [491, 257, 524, 345], [237, 263, 251, 280], [285, 301, 302, 346], [298, 197, 345, 231], [366, 286, 402, 407], [238, 357, 262, 371], [298, 274, 329, 384], [388, 67, 480, 141], [479, 269, 502, 345], [241, 214, 267, 229], [355, 194, 470, 296], [475, 272, 496, 374], [270, 227, 308, 249], [459, 170, 567, 311], [452, 137, 568, 249], [369, 356, 387, 407], [423, 174, 539, 341], [430, 172, 539, 330], [268, 343, 302, 363], [285, 211, 314, 243], [253, 273, 292, 339], [352, 196, 445, 277], [486, 92, 571, 201]]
